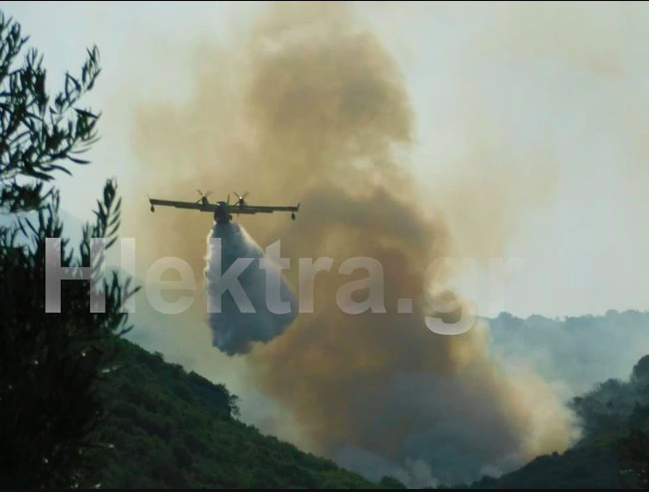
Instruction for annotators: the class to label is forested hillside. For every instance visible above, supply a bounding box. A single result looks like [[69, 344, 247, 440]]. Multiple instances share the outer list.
[[87, 338, 406, 489], [467, 355, 649, 489], [86, 335, 649, 489]]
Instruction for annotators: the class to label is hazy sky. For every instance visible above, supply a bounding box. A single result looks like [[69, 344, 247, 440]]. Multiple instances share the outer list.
[[4, 1, 649, 319]]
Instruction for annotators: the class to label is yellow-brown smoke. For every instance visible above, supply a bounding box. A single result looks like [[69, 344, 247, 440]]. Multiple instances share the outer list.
[[122, 1, 578, 483]]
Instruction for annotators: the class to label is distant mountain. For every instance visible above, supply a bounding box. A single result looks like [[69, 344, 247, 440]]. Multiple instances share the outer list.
[[465, 355, 649, 489], [0, 206, 141, 297], [486, 310, 649, 395], [0, 208, 85, 247]]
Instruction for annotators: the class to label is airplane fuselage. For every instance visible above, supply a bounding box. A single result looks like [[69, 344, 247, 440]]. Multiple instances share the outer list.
[[214, 201, 232, 224]]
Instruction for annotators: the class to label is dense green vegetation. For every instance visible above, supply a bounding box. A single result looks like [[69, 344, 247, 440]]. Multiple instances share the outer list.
[[81, 335, 649, 490], [466, 355, 649, 489], [81, 338, 649, 490], [87, 338, 406, 489]]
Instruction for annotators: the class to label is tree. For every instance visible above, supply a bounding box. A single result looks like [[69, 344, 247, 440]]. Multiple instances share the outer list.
[[379, 476, 408, 489], [619, 430, 649, 489], [632, 356, 649, 385], [0, 11, 138, 488]]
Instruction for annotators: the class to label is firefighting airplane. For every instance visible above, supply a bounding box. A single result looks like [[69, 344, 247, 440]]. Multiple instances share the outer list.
[[148, 190, 300, 225]]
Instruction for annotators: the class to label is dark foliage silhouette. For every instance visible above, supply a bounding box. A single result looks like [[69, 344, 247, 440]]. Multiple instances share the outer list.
[[0, 11, 138, 488], [619, 430, 649, 488]]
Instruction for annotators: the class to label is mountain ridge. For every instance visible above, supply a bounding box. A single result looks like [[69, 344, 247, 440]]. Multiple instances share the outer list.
[[86, 311, 649, 489], [88, 336, 408, 489]]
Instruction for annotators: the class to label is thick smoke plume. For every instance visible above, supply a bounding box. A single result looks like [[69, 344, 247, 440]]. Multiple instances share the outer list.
[[125, 1, 579, 484]]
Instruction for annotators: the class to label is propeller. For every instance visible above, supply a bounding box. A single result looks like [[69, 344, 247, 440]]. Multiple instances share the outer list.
[[233, 191, 249, 205], [196, 189, 212, 203]]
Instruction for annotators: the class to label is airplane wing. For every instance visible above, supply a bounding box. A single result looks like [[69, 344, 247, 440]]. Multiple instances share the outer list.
[[234, 203, 301, 215], [149, 197, 217, 211], [148, 195, 300, 218]]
